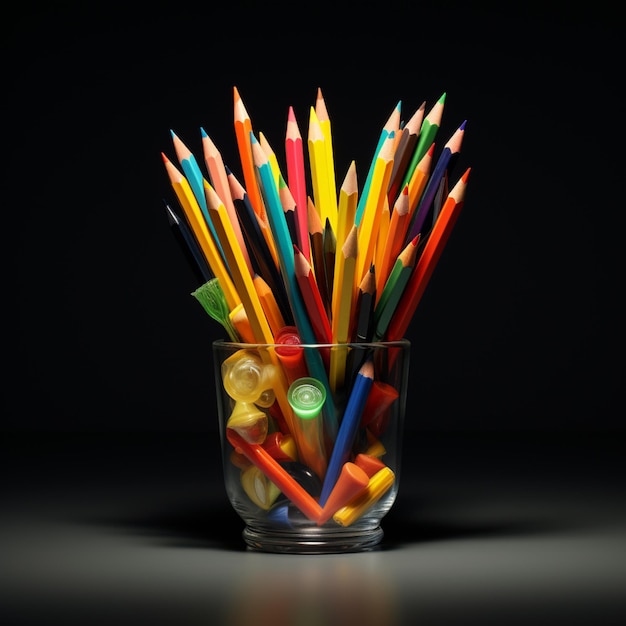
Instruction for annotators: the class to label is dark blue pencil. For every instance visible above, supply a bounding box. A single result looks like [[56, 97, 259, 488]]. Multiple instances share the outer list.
[[405, 119, 466, 243]]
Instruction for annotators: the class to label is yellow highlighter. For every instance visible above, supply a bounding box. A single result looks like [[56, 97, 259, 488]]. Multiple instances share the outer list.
[[332, 466, 395, 527]]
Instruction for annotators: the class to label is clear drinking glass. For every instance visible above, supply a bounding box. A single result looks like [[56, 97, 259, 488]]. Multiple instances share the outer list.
[[213, 339, 410, 554]]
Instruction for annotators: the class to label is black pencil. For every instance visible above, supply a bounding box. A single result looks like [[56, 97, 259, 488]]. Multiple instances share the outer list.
[[163, 198, 213, 285], [226, 166, 293, 324]]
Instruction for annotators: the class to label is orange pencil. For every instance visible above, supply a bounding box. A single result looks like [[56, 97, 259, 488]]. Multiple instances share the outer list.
[[376, 184, 409, 294], [233, 86, 266, 221], [387, 167, 471, 341], [355, 132, 396, 284], [201, 128, 254, 277]]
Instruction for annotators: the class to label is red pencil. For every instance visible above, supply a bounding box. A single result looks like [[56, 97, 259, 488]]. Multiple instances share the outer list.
[[293, 244, 333, 345], [386, 167, 471, 341]]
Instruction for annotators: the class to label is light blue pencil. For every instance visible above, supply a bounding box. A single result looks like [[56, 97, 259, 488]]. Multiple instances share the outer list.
[[251, 133, 338, 442]]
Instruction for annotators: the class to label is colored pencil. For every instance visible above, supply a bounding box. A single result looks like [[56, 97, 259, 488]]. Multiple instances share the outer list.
[[387, 101, 425, 207], [252, 132, 338, 440], [307, 195, 326, 284], [407, 142, 435, 218], [328, 223, 358, 393], [163, 198, 213, 285], [355, 132, 396, 284], [315, 87, 338, 231], [353, 263, 376, 343], [387, 167, 471, 341], [233, 86, 266, 220], [322, 217, 336, 318], [374, 195, 391, 284], [406, 119, 466, 243], [293, 244, 333, 346], [307, 106, 337, 234], [376, 184, 409, 295], [399, 92, 446, 194], [170, 130, 226, 264], [285, 105, 310, 260], [253, 274, 286, 338], [204, 180, 274, 344], [201, 127, 254, 276], [354, 100, 402, 227], [161, 152, 240, 312], [372, 234, 420, 341], [319, 357, 375, 506], [226, 166, 291, 321], [278, 173, 300, 248]]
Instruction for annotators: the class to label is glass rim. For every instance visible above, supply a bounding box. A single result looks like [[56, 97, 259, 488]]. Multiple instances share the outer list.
[[212, 338, 411, 350]]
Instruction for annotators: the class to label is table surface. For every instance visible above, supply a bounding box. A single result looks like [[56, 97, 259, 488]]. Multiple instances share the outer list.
[[1, 429, 625, 626]]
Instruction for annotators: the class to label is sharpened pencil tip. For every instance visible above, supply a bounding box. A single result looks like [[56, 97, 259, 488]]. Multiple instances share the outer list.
[[460, 119, 467, 130], [200, 127, 207, 137]]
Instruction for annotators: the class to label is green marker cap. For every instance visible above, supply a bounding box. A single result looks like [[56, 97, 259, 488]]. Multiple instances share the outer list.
[[287, 377, 326, 419]]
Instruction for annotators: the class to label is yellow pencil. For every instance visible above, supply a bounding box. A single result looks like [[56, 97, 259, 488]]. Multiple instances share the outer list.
[[162, 153, 240, 312], [308, 106, 337, 233], [333, 160, 358, 297], [329, 224, 358, 393], [374, 195, 390, 284], [355, 132, 396, 284], [204, 180, 273, 344], [315, 87, 338, 229]]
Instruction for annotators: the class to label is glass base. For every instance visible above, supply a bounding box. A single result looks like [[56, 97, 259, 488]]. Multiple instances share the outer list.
[[242, 524, 385, 554]]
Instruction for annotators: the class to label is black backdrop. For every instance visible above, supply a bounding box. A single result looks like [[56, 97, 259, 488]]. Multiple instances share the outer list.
[[3, 1, 623, 434]]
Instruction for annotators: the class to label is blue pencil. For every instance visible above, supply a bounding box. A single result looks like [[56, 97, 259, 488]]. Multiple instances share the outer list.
[[318, 357, 375, 506]]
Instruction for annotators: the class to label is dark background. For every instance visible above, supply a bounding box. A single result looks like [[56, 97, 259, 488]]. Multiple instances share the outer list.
[[2, 3, 625, 626], [3, 1, 623, 434]]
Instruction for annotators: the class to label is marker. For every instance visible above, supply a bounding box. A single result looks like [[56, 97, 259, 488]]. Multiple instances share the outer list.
[[227, 429, 323, 521], [288, 377, 328, 480], [332, 466, 395, 527], [318, 357, 375, 506], [317, 462, 369, 525], [275, 326, 309, 386]]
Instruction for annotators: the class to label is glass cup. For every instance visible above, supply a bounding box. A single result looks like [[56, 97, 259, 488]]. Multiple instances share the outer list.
[[213, 339, 410, 554]]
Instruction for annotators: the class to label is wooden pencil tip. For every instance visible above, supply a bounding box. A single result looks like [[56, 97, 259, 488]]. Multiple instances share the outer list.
[[462, 167, 471, 182], [160, 152, 169, 163], [360, 358, 375, 379], [288, 105, 296, 121]]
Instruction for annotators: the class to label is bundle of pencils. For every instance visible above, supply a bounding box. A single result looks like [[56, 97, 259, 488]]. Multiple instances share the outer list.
[[162, 87, 470, 351]]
